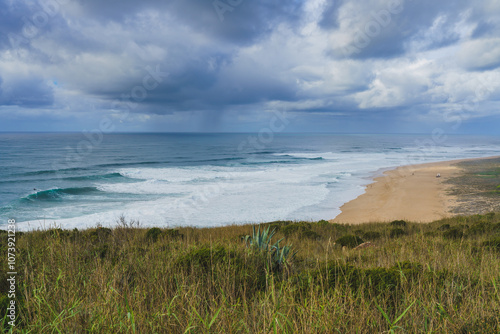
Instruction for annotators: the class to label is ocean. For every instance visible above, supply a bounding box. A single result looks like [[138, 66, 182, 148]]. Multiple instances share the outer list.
[[1, 133, 499, 230]]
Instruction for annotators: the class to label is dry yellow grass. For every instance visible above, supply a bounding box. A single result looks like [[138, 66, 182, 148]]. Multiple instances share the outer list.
[[1, 213, 500, 333]]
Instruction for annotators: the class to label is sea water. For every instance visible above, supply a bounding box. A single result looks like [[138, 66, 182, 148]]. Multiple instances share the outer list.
[[1, 133, 499, 230]]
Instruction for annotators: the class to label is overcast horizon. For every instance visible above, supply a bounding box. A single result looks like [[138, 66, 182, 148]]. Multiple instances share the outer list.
[[1, 0, 500, 134]]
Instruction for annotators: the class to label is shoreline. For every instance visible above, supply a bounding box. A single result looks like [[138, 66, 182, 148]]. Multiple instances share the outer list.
[[332, 156, 500, 224]]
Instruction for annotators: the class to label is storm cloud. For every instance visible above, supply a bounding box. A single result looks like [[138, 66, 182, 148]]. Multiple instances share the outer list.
[[0, 0, 499, 132]]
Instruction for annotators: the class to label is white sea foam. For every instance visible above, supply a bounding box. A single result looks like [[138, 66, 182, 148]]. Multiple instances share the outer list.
[[13, 145, 500, 231]]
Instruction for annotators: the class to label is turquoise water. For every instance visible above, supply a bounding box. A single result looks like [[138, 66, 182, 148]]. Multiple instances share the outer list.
[[1, 133, 499, 230]]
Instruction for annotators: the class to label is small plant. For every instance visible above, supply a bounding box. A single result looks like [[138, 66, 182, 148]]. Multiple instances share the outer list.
[[271, 239, 297, 269], [88, 227, 112, 242], [301, 229, 321, 240], [177, 245, 231, 270], [376, 300, 416, 334], [281, 222, 312, 237], [482, 237, 500, 250], [243, 225, 295, 270], [443, 228, 463, 240], [354, 229, 364, 236], [336, 235, 364, 248], [390, 228, 406, 238], [116, 215, 141, 228], [243, 225, 277, 252], [363, 231, 382, 240], [467, 222, 491, 236], [438, 224, 451, 231], [390, 220, 407, 228], [145, 227, 162, 242], [164, 228, 183, 239]]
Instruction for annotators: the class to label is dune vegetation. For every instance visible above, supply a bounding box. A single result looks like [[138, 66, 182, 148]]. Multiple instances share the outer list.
[[1, 213, 500, 333]]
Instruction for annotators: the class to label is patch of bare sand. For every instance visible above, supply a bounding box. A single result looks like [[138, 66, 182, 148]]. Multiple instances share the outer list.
[[331, 160, 465, 224]]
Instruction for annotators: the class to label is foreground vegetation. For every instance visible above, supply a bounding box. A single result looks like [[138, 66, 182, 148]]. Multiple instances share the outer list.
[[1, 214, 500, 333]]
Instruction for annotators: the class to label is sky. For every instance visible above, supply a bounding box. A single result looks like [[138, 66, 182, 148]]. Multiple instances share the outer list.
[[1, 0, 500, 134]]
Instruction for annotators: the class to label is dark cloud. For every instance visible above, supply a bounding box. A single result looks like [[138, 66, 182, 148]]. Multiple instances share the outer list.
[[318, 0, 344, 30], [1, 0, 500, 132], [0, 77, 54, 108], [75, 0, 305, 45], [0, 1, 33, 50]]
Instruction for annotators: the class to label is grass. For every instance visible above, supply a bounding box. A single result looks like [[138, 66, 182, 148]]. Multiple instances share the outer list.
[[1, 213, 500, 333], [447, 157, 500, 215]]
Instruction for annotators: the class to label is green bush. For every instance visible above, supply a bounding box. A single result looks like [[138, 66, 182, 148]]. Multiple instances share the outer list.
[[493, 223, 500, 233], [265, 220, 293, 232], [362, 231, 382, 240], [443, 228, 463, 240], [87, 227, 112, 242], [482, 237, 500, 250], [312, 261, 423, 295], [93, 244, 109, 259], [467, 222, 491, 236], [177, 245, 232, 270], [354, 229, 364, 236], [301, 229, 321, 240], [390, 228, 406, 238], [438, 224, 451, 231], [164, 229, 183, 239], [317, 219, 330, 226], [390, 220, 407, 227], [145, 227, 162, 242], [336, 235, 364, 248], [282, 222, 312, 237]]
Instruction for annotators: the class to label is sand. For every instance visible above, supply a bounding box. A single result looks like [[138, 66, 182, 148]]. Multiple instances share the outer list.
[[331, 157, 498, 224]]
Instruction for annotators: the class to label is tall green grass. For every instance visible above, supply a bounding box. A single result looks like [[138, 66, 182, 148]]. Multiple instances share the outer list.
[[1, 213, 500, 333]]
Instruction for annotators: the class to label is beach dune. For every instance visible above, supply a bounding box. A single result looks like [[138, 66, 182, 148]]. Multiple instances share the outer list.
[[332, 160, 462, 224]]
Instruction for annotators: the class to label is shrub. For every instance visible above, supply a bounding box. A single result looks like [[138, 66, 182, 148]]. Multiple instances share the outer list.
[[317, 219, 330, 226], [438, 224, 451, 231], [443, 228, 463, 240], [336, 235, 364, 248], [354, 229, 364, 236], [243, 225, 277, 251], [243, 225, 295, 271], [493, 223, 500, 233], [281, 222, 312, 237], [145, 227, 162, 242], [312, 261, 423, 295], [301, 229, 321, 240], [390, 228, 406, 238], [390, 220, 407, 227], [165, 229, 183, 239], [467, 222, 491, 236], [363, 231, 382, 240], [265, 220, 293, 232], [87, 227, 112, 242], [177, 245, 232, 270], [93, 244, 109, 259], [482, 237, 500, 250]]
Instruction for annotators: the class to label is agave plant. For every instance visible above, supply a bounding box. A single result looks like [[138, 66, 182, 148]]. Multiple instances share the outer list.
[[243, 225, 296, 271], [243, 225, 277, 252], [271, 239, 296, 267]]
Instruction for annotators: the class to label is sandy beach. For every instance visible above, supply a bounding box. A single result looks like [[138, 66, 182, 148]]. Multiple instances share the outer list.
[[332, 156, 500, 224]]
